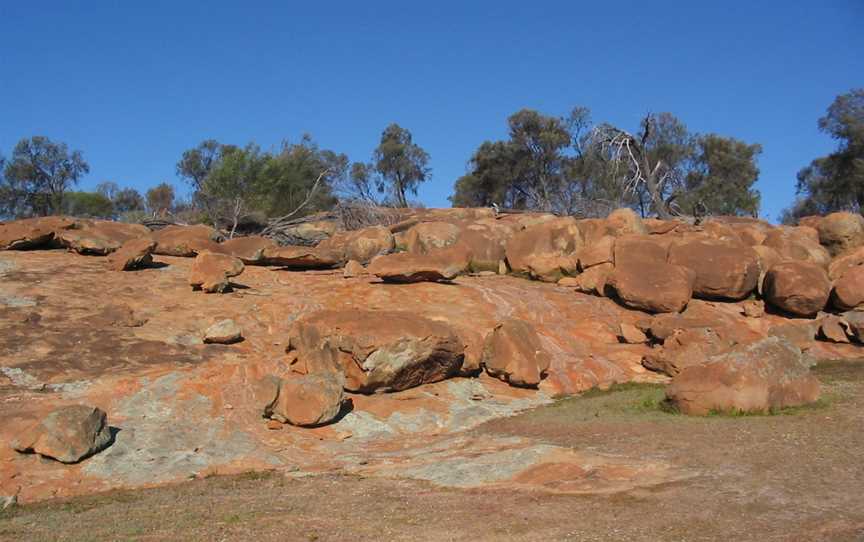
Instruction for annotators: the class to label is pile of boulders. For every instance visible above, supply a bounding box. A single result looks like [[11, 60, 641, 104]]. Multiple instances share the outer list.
[[2, 207, 863, 424]]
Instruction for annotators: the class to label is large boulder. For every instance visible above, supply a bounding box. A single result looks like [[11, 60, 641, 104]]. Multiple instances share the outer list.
[[605, 208, 647, 236], [57, 220, 150, 255], [404, 221, 462, 254], [216, 236, 277, 264], [12, 405, 112, 463], [817, 211, 864, 256], [606, 262, 694, 313], [278, 220, 338, 246], [343, 226, 395, 263], [613, 234, 670, 268], [152, 224, 222, 257], [763, 261, 831, 317], [842, 311, 864, 342], [261, 245, 342, 269], [456, 224, 511, 273], [367, 247, 468, 283], [189, 252, 245, 293], [559, 262, 613, 296], [763, 227, 831, 267], [828, 246, 864, 280], [0, 216, 77, 250], [106, 238, 156, 271], [578, 235, 615, 269], [264, 373, 345, 427], [667, 240, 759, 300], [832, 264, 864, 310], [286, 310, 464, 393], [643, 327, 735, 377], [505, 217, 582, 282], [481, 319, 551, 388], [665, 337, 820, 416]]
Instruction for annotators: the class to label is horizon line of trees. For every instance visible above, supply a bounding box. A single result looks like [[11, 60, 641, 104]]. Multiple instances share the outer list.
[[1, 88, 860, 229]]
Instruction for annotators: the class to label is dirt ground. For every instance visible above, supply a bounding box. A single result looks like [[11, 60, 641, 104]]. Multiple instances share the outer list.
[[1, 360, 863, 542]]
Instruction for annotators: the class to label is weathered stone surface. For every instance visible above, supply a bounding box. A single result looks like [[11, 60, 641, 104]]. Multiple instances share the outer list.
[[152, 224, 221, 257], [613, 234, 670, 268], [607, 262, 694, 314], [0, 216, 77, 250], [482, 319, 551, 388], [817, 211, 864, 256], [561, 262, 613, 296], [189, 252, 245, 293], [643, 327, 735, 376], [343, 259, 366, 278], [261, 245, 342, 269], [666, 337, 820, 415], [264, 373, 345, 427], [367, 248, 468, 283], [828, 246, 864, 280], [203, 319, 243, 344], [763, 261, 831, 317], [763, 227, 831, 267], [667, 240, 759, 300], [832, 264, 864, 310], [742, 300, 765, 318], [287, 310, 464, 393], [57, 221, 150, 255], [279, 220, 338, 245], [818, 314, 851, 343], [618, 323, 648, 344], [339, 226, 395, 264], [107, 238, 156, 271], [216, 236, 277, 264], [12, 405, 112, 463], [505, 217, 582, 282], [578, 235, 615, 269], [842, 311, 864, 342], [404, 221, 462, 254], [457, 224, 511, 273], [605, 207, 647, 236]]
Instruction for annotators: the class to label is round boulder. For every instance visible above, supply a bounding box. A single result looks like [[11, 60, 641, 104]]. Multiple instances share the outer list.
[[762, 261, 831, 317], [668, 240, 759, 300]]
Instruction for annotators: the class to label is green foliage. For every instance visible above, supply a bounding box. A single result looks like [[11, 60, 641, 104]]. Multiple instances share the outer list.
[[782, 88, 864, 221], [146, 182, 175, 215], [112, 187, 145, 214], [367, 123, 430, 207], [1, 136, 90, 217], [62, 191, 114, 218], [680, 134, 762, 217], [451, 107, 762, 218]]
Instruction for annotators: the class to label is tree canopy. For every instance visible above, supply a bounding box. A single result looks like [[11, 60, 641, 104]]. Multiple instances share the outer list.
[[451, 108, 762, 218], [352, 124, 430, 207], [1, 136, 90, 217], [781, 88, 864, 222]]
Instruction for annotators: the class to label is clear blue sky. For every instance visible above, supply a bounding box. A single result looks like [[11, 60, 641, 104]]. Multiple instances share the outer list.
[[1, 1, 861, 221]]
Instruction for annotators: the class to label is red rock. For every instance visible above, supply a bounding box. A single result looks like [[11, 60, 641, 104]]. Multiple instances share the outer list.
[[741, 300, 765, 318], [564, 263, 613, 296], [618, 323, 648, 344], [57, 220, 150, 255], [216, 236, 277, 264], [343, 260, 366, 278], [203, 319, 243, 344], [264, 373, 345, 427], [457, 224, 511, 273], [832, 265, 864, 310], [287, 309, 464, 393], [0, 216, 77, 250], [817, 211, 864, 256], [612, 234, 670, 268], [189, 252, 245, 293], [665, 337, 820, 415], [152, 224, 221, 257], [261, 245, 342, 269], [818, 314, 851, 343], [107, 238, 156, 271], [482, 319, 551, 388], [828, 246, 864, 280], [667, 240, 759, 300], [841, 312, 864, 342], [505, 217, 582, 282], [763, 261, 831, 317], [763, 227, 830, 267], [342, 226, 395, 263], [367, 247, 468, 283], [643, 327, 734, 376], [606, 262, 694, 314], [12, 405, 112, 463], [404, 221, 462, 254], [578, 235, 615, 269], [605, 208, 647, 236]]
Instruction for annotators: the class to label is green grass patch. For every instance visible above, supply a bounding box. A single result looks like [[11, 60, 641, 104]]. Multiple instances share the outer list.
[[546, 382, 675, 421]]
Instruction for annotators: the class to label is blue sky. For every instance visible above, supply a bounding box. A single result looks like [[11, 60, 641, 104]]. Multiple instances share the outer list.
[[1, 1, 861, 221]]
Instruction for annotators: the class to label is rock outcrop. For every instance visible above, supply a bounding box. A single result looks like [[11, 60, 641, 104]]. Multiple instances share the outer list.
[[505, 217, 582, 282], [264, 374, 345, 427], [667, 240, 759, 300], [606, 262, 694, 314], [12, 405, 112, 463], [189, 252, 245, 293], [287, 310, 465, 393], [481, 319, 551, 388], [665, 337, 820, 415], [107, 238, 156, 271]]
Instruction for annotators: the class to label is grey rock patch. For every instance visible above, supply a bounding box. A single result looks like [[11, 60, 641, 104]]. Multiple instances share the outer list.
[[83, 373, 281, 484], [0, 294, 36, 308], [0, 367, 90, 394]]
